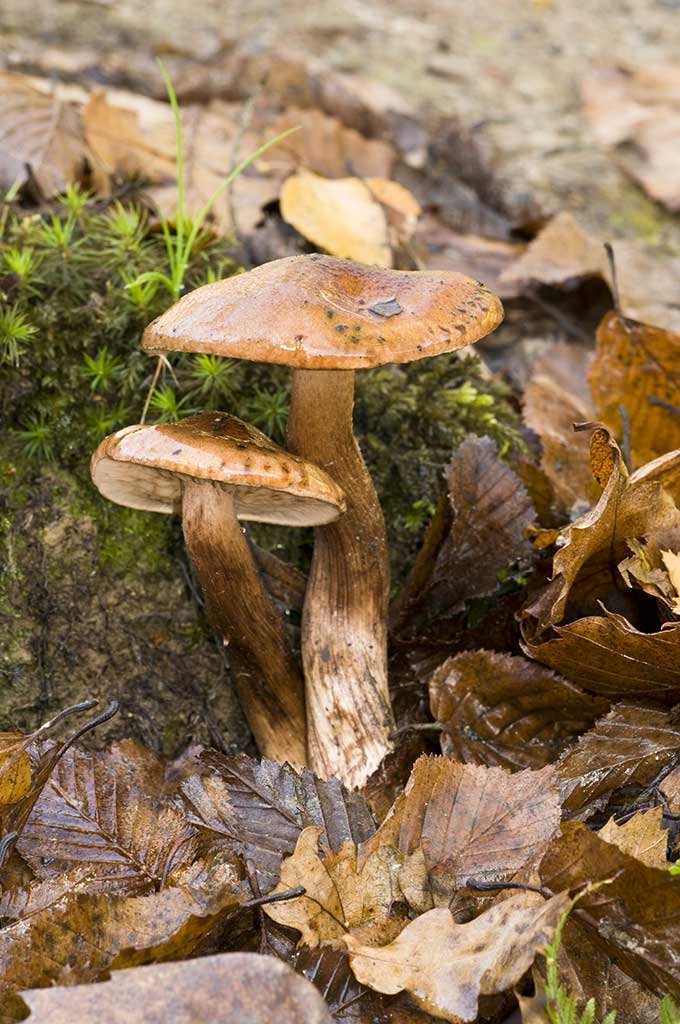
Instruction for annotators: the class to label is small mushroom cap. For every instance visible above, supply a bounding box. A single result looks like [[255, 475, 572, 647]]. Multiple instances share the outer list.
[[142, 254, 503, 370], [90, 412, 346, 526]]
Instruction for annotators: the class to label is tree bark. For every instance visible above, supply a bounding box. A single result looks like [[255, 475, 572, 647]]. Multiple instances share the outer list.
[[287, 369, 394, 787], [182, 479, 307, 766]]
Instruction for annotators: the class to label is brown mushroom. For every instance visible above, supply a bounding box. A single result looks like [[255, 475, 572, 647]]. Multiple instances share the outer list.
[[90, 411, 345, 768], [142, 255, 504, 786]]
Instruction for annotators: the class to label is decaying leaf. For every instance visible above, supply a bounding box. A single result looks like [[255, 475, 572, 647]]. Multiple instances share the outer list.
[[280, 170, 392, 265], [429, 650, 608, 770], [180, 752, 375, 893], [260, 106, 394, 180], [556, 702, 680, 818], [415, 214, 525, 298], [16, 742, 197, 893], [392, 436, 534, 646], [522, 341, 595, 512], [540, 821, 680, 1000], [365, 756, 560, 908], [524, 426, 680, 632], [0, 72, 89, 196], [346, 891, 570, 1023], [598, 807, 668, 869], [589, 311, 680, 467], [19, 952, 332, 1024], [0, 857, 244, 1024], [263, 826, 402, 948]]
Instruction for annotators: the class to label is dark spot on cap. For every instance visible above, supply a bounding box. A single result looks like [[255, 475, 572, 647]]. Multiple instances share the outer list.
[[335, 324, 348, 333], [368, 298, 402, 318], [326, 310, 334, 319], [294, 334, 304, 342], [320, 646, 331, 663], [172, 448, 183, 455]]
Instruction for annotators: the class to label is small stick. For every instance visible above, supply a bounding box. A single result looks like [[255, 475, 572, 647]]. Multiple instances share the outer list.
[[465, 879, 552, 898], [242, 885, 306, 910]]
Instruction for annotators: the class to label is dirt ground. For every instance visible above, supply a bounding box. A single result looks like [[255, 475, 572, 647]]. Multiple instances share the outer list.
[[3, 0, 680, 243]]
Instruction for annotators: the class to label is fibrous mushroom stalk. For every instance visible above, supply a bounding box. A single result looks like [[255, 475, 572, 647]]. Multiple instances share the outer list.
[[287, 368, 394, 787], [182, 478, 307, 767]]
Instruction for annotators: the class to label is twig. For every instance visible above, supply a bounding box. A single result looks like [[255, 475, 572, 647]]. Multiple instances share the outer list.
[[242, 885, 306, 910]]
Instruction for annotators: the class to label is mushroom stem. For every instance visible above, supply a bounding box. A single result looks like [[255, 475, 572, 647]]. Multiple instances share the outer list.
[[181, 479, 306, 767], [287, 369, 394, 787]]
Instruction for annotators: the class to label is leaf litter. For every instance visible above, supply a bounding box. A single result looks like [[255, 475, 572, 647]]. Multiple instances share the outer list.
[[3, 33, 680, 1024]]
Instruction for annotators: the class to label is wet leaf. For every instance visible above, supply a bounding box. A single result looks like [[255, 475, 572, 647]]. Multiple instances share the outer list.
[[365, 756, 560, 908], [262, 826, 403, 948], [280, 170, 392, 266], [19, 952, 332, 1023], [540, 820, 680, 1000], [524, 610, 680, 702], [0, 856, 244, 1023], [556, 702, 680, 818], [346, 891, 570, 1023], [598, 807, 668, 868], [429, 650, 608, 770], [180, 752, 375, 893], [0, 72, 88, 196], [392, 436, 534, 645], [16, 741, 197, 893], [589, 311, 680, 468]]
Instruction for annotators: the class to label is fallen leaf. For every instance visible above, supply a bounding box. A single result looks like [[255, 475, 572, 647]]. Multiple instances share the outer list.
[[415, 214, 526, 298], [365, 177, 421, 248], [260, 106, 394, 180], [19, 952, 332, 1024], [365, 756, 560, 908], [279, 170, 392, 266], [346, 891, 570, 1023], [582, 64, 680, 211], [16, 741, 197, 894], [524, 426, 680, 632], [0, 856, 243, 1023], [391, 436, 534, 646], [589, 311, 680, 468], [540, 820, 680, 1000], [263, 826, 402, 948], [429, 650, 608, 770], [598, 807, 668, 868], [522, 341, 595, 512], [556, 702, 680, 818], [0, 72, 88, 196], [180, 751, 375, 893], [501, 211, 680, 331]]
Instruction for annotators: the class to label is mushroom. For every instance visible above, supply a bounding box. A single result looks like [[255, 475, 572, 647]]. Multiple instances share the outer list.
[[142, 255, 504, 787], [90, 411, 345, 768]]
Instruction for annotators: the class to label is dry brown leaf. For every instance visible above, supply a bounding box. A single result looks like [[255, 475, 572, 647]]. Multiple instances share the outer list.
[[364, 756, 560, 908], [429, 650, 608, 770], [365, 177, 421, 247], [346, 891, 570, 1024], [589, 311, 680, 467], [525, 427, 680, 632], [82, 90, 273, 235], [582, 64, 680, 211], [598, 807, 668, 869], [280, 170, 392, 265], [16, 742, 197, 894], [0, 735, 33, 806], [540, 820, 680, 1000], [0, 857, 243, 1024], [391, 436, 534, 646], [180, 751, 375, 894], [522, 341, 595, 512], [19, 952, 332, 1024], [260, 106, 394, 180], [0, 72, 88, 196], [263, 826, 402, 948], [556, 702, 680, 818]]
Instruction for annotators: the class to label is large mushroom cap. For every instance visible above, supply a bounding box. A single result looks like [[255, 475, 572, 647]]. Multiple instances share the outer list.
[[90, 412, 346, 526], [142, 254, 503, 370]]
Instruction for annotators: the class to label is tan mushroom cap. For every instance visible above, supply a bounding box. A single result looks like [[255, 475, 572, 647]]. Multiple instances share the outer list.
[[90, 412, 346, 526], [142, 254, 503, 370]]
